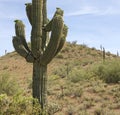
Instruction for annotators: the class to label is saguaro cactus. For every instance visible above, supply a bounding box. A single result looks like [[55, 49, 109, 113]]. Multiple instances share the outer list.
[[12, 0, 68, 110], [103, 47, 105, 63]]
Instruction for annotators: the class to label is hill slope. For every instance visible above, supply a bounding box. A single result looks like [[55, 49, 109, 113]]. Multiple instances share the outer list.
[[0, 42, 115, 77], [0, 42, 120, 115]]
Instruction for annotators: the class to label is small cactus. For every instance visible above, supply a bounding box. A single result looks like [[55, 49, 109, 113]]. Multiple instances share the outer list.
[[12, 0, 68, 110]]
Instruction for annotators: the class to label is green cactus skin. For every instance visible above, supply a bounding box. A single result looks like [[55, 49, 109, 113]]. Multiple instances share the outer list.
[[13, 20, 34, 62], [54, 24, 68, 57], [25, 3, 32, 25], [12, 0, 68, 111], [12, 36, 28, 57], [43, 8, 64, 32], [42, 0, 48, 51], [41, 15, 64, 65], [31, 0, 43, 58], [14, 20, 31, 52], [14, 20, 25, 37]]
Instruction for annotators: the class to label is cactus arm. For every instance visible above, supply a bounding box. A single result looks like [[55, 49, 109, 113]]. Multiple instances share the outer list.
[[12, 36, 28, 57], [42, 0, 48, 51], [21, 36, 31, 53], [14, 20, 25, 37], [12, 36, 34, 62], [25, 3, 32, 25], [43, 8, 64, 32], [53, 7, 64, 17], [41, 8, 64, 65], [41, 15, 64, 65], [43, 19, 52, 32], [54, 24, 68, 56], [14, 20, 31, 52], [43, 0, 47, 24], [41, 0, 48, 109], [13, 20, 34, 62]]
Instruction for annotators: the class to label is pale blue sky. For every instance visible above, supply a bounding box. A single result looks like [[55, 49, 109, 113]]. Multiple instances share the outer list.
[[1, 0, 120, 56]]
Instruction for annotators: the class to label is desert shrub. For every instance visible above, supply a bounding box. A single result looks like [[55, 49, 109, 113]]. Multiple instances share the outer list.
[[27, 77, 32, 89], [71, 40, 77, 45], [69, 69, 88, 83], [56, 53, 64, 59], [0, 73, 20, 96], [49, 75, 60, 81], [73, 88, 83, 97], [61, 46, 70, 53], [94, 108, 115, 115], [81, 60, 90, 66], [63, 84, 83, 97], [0, 94, 63, 115], [47, 102, 62, 115], [66, 105, 74, 115], [0, 94, 43, 115], [53, 65, 71, 78], [106, 51, 111, 56], [94, 60, 120, 83], [91, 47, 96, 50], [3, 65, 9, 70]]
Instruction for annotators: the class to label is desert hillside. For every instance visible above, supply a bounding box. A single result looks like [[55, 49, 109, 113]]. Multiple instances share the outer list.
[[0, 42, 120, 115]]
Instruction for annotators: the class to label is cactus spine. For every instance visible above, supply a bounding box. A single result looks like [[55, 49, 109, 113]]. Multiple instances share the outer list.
[[12, 0, 68, 110]]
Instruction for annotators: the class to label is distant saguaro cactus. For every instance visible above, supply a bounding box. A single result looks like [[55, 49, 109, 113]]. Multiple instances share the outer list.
[[117, 51, 119, 57], [12, 0, 68, 110], [103, 47, 105, 62], [100, 45, 102, 51]]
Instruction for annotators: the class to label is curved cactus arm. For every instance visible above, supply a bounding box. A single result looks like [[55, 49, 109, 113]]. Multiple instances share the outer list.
[[43, 19, 52, 32], [43, 8, 64, 32], [14, 20, 25, 37], [41, 15, 64, 65], [26, 52, 35, 62], [42, 21, 49, 51], [25, 3, 32, 25], [14, 20, 31, 52], [12, 36, 28, 57], [42, 0, 47, 25], [53, 7, 64, 17], [13, 20, 34, 62], [54, 24, 68, 56], [42, 0, 49, 51], [12, 36, 35, 63]]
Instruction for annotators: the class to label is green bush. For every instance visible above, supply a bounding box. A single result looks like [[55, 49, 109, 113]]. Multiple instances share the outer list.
[[56, 53, 64, 59], [0, 73, 20, 96], [47, 102, 62, 115], [53, 65, 68, 78], [0, 94, 43, 115], [69, 69, 88, 83], [94, 60, 120, 83], [0, 94, 63, 115]]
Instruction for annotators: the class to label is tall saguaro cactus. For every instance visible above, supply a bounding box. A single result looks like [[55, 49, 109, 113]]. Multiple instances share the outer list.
[[12, 0, 68, 110]]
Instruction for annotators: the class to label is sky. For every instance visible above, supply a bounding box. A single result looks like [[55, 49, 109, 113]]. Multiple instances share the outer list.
[[1, 0, 120, 56]]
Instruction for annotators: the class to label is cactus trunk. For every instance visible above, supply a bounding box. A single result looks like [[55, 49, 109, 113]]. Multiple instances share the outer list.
[[12, 0, 68, 111], [32, 63, 47, 109], [31, 0, 47, 109]]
